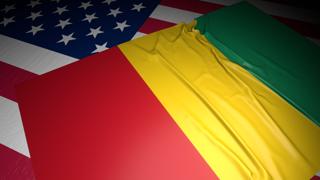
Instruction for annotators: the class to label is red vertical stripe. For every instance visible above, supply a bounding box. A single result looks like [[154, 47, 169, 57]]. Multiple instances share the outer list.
[[16, 47, 218, 180]]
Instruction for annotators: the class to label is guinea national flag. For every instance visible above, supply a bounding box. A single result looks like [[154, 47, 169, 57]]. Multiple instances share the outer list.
[[16, 2, 320, 180], [118, 23, 320, 180]]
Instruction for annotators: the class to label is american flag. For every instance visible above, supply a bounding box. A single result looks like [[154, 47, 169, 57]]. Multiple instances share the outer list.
[[1, 0, 319, 179]]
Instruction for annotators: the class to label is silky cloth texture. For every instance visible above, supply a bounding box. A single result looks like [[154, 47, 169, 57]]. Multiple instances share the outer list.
[[195, 2, 320, 126], [119, 23, 320, 180]]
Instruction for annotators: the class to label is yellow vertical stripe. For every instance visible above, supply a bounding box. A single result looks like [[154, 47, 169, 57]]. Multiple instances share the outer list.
[[119, 22, 320, 180]]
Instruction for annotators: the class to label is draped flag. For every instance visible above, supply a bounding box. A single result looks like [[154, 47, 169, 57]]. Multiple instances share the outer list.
[[1, 0, 320, 179], [195, 2, 320, 126], [119, 21, 320, 179]]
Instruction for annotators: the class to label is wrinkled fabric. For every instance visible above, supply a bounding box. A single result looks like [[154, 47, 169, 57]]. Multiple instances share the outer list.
[[119, 23, 320, 180], [195, 2, 320, 126]]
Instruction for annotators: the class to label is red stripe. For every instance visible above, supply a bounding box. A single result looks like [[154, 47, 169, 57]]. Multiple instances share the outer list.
[[262, 0, 320, 11], [0, 61, 37, 102], [157, 0, 319, 40], [274, 16, 320, 39], [0, 144, 35, 180], [142, 16, 320, 41], [16, 47, 218, 180], [139, 18, 176, 34], [160, 0, 223, 14]]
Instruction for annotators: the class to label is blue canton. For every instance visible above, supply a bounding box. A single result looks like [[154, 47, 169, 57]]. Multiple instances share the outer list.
[[0, 0, 159, 58]]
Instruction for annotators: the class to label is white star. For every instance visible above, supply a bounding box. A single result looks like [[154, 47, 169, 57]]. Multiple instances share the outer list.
[[131, 3, 145, 12], [86, 26, 103, 38], [108, 7, 122, 17], [78, 1, 93, 10], [102, 0, 116, 5], [113, 20, 130, 32], [27, 0, 41, 8], [57, 33, 76, 45], [1, 4, 15, 13], [53, 6, 68, 15], [92, 42, 108, 53], [55, 18, 72, 29], [26, 11, 42, 21], [82, 13, 98, 23], [0, 16, 15, 27], [26, 24, 44, 35]]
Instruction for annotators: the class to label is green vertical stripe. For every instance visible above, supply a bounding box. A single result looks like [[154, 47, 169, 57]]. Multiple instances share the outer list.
[[195, 2, 320, 126]]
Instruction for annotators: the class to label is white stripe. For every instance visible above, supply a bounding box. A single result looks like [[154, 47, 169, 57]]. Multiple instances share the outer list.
[[307, 37, 320, 46], [132, 32, 146, 39], [0, 96, 29, 157], [202, 0, 319, 23], [316, 172, 320, 177], [150, 5, 201, 24], [0, 35, 77, 75]]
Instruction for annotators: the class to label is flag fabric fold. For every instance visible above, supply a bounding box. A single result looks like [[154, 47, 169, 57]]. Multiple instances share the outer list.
[[120, 22, 320, 180], [16, 19, 320, 180], [195, 2, 320, 126], [2, 0, 320, 179]]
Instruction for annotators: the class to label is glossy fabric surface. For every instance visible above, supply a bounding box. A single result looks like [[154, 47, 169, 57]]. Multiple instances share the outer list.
[[195, 2, 320, 126], [16, 47, 217, 180], [120, 23, 320, 180]]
